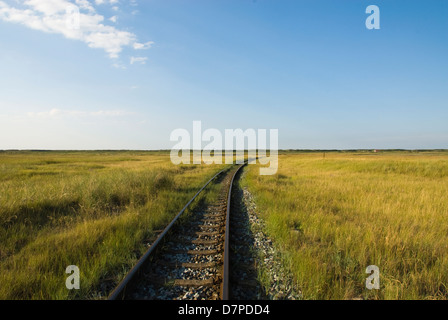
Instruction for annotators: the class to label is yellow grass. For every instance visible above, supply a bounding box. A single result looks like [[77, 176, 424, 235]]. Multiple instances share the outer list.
[[242, 151, 448, 299], [0, 151, 228, 299]]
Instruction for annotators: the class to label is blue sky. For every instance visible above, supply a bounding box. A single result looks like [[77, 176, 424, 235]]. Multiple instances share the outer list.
[[0, 0, 447, 150]]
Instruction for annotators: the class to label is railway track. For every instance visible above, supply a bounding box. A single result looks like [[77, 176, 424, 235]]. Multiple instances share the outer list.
[[108, 163, 245, 300]]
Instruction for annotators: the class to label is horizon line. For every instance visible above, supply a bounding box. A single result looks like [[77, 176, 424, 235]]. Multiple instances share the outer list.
[[1, 149, 448, 152]]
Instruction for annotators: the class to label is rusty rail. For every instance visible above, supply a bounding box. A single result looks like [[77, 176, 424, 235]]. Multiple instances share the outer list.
[[108, 167, 227, 300], [222, 163, 246, 300]]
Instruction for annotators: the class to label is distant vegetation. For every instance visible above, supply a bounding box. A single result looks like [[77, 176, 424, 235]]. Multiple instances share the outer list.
[[243, 151, 448, 299], [0, 151, 228, 299]]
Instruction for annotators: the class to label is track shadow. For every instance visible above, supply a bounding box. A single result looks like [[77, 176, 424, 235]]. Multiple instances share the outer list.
[[229, 168, 267, 300]]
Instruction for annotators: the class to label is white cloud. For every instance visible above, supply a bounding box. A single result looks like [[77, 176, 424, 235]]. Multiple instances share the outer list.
[[130, 56, 147, 65], [74, 0, 95, 13], [0, 0, 152, 60], [24, 0, 71, 15], [94, 0, 119, 6], [133, 41, 154, 50]]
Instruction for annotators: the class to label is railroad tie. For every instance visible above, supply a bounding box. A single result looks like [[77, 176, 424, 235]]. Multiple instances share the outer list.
[[191, 239, 219, 245], [187, 249, 218, 255], [198, 224, 222, 229], [169, 249, 219, 255], [158, 260, 216, 269], [203, 214, 225, 219], [174, 278, 214, 287], [202, 218, 224, 222], [195, 231, 221, 237]]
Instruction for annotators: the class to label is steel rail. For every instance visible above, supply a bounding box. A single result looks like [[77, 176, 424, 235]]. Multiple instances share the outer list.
[[108, 167, 228, 300], [222, 163, 246, 300]]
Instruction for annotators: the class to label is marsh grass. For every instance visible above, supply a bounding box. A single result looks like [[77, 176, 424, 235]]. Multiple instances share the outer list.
[[0, 151, 229, 299], [243, 151, 448, 300]]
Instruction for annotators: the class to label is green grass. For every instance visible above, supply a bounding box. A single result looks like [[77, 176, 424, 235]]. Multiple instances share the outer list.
[[0, 151, 229, 299], [243, 151, 448, 300]]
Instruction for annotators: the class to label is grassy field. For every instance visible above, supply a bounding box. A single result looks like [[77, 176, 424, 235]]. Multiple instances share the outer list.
[[0, 151, 228, 299], [243, 151, 448, 300], [3, 150, 447, 300]]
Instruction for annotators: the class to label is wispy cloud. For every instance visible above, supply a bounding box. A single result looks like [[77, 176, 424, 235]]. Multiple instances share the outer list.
[[0, 0, 152, 60], [130, 56, 147, 65], [133, 41, 154, 50]]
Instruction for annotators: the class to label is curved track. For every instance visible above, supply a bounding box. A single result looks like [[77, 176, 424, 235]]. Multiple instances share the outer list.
[[108, 164, 245, 300]]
